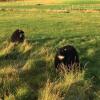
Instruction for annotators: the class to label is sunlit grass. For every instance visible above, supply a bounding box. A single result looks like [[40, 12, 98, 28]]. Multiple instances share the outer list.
[[0, 1, 100, 100], [39, 71, 94, 100]]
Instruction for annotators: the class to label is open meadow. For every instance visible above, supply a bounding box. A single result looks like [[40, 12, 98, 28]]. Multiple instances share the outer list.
[[0, 0, 100, 100]]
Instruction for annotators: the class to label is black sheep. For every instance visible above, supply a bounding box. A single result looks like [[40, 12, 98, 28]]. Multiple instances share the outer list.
[[55, 45, 80, 71], [11, 29, 25, 43]]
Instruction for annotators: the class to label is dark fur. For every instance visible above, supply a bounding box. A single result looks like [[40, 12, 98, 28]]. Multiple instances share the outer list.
[[11, 29, 25, 43], [55, 45, 80, 71]]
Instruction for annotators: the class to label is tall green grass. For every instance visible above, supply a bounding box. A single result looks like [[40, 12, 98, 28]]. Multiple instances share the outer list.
[[39, 71, 95, 100], [0, 1, 100, 100]]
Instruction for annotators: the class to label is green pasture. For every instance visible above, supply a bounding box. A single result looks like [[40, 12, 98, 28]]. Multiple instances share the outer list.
[[0, 1, 100, 100]]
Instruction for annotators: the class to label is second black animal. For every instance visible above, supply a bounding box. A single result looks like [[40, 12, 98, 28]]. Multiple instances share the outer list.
[[55, 45, 80, 71], [11, 29, 25, 43]]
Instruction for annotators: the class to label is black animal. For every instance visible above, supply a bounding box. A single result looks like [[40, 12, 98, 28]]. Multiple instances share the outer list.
[[11, 29, 25, 43], [55, 45, 80, 71]]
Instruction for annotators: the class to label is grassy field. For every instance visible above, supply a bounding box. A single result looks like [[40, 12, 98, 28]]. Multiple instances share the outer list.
[[0, 1, 100, 100]]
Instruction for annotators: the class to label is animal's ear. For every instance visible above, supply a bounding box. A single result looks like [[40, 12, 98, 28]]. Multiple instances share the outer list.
[[14, 29, 19, 33], [16, 29, 19, 31], [22, 30, 24, 33], [19, 30, 24, 33], [13, 29, 19, 34], [18, 30, 21, 33]]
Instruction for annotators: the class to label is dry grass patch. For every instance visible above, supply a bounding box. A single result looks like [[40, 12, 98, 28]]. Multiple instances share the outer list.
[[39, 71, 93, 100]]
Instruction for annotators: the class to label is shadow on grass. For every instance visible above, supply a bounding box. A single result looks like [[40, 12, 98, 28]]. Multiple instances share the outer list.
[[0, 35, 100, 100], [18, 58, 49, 100], [0, 41, 34, 99], [78, 38, 100, 98], [64, 80, 95, 100]]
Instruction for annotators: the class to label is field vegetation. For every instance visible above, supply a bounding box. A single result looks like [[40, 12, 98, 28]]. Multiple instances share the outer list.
[[0, 0, 100, 100]]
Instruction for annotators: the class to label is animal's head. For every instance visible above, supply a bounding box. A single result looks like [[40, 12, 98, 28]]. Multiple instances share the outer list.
[[57, 45, 75, 60], [14, 29, 24, 39], [16, 29, 24, 35], [57, 46, 68, 60], [11, 29, 25, 43]]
